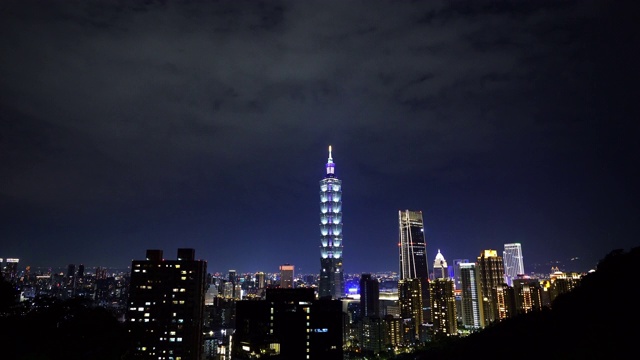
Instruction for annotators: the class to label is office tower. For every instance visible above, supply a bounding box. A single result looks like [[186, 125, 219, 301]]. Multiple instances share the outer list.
[[279, 264, 294, 289], [503, 243, 525, 286], [319, 146, 344, 300], [398, 278, 423, 343], [255, 272, 266, 289], [477, 249, 506, 325], [429, 278, 457, 337], [127, 248, 207, 360], [233, 288, 344, 359], [452, 259, 469, 291], [432, 249, 448, 280], [459, 262, 485, 329], [398, 210, 429, 326], [359, 274, 380, 318], [77, 264, 85, 278]]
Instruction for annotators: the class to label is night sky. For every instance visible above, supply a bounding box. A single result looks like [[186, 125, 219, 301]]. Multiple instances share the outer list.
[[1, 0, 638, 275]]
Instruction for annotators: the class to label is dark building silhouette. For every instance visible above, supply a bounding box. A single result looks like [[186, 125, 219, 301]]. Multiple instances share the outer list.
[[127, 248, 207, 360], [233, 287, 344, 359], [359, 274, 379, 318]]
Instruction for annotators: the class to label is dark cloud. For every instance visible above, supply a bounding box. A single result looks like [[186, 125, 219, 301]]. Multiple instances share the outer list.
[[1, 0, 637, 273]]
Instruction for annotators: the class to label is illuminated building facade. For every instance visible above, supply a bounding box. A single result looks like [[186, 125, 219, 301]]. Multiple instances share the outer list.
[[477, 249, 506, 325], [319, 146, 344, 300], [459, 262, 485, 329], [398, 210, 429, 328], [503, 243, 525, 286], [432, 249, 448, 280], [255, 272, 266, 289], [398, 278, 423, 343], [279, 264, 294, 288], [429, 278, 457, 337], [512, 277, 544, 315], [127, 248, 207, 360]]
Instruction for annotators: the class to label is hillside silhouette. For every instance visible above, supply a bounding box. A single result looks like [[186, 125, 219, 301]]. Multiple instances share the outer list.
[[405, 246, 639, 360]]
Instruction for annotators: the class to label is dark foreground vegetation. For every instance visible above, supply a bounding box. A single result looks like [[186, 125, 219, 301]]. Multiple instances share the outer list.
[[407, 246, 639, 360], [0, 295, 131, 360], [1, 246, 638, 359]]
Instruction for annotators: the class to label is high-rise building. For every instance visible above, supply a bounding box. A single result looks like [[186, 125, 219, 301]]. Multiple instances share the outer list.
[[512, 276, 544, 315], [459, 262, 485, 329], [359, 273, 380, 318], [279, 264, 294, 288], [503, 243, 525, 286], [233, 288, 344, 359], [398, 278, 423, 343], [429, 278, 457, 337], [127, 248, 207, 360], [477, 249, 506, 325], [432, 249, 448, 280], [255, 272, 266, 289], [66, 264, 76, 279], [319, 146, 344, 300], [452, 259, 469, 291], [398, 210, 429, 327], [228, 269, 237, 299]]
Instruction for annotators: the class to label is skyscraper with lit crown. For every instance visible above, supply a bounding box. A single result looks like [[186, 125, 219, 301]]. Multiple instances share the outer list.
[[319, 146, 344, 299], [503, 243, 525, 286]]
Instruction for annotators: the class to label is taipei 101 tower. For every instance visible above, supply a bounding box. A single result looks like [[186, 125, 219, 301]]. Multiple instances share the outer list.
[[318, 146, 344, 299]]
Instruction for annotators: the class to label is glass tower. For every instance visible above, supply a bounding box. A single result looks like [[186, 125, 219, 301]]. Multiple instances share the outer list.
[[319, 146, 344, 299], [398, 210, 430, 329], [503, 243, 525, 286]]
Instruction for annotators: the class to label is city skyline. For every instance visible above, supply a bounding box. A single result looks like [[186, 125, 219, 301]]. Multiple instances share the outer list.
[[1, 1, 638, 274]]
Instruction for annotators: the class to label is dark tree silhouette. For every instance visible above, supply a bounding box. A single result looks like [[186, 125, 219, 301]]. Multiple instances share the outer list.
[[408, 246, 639, 360]]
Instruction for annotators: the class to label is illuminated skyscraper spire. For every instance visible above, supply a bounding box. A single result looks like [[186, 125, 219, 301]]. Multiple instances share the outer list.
[[326, 145, 335, 176], [319, 145, 344, 299]]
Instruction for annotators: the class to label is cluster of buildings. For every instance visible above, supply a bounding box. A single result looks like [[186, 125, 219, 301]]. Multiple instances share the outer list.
[[2, 147, 586, 359]]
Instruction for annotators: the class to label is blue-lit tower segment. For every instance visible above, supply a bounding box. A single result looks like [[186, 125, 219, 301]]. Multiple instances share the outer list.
[[319, 146, 344, 300]]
